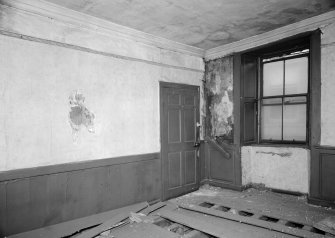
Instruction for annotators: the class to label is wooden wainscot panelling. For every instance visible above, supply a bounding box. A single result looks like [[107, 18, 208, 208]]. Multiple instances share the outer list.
[[0, 153, 161, 237], [203, 137, 242, 191], [199, 140, 206, 183], [309, 146, 335, 208], [0, 182, 7, 238]]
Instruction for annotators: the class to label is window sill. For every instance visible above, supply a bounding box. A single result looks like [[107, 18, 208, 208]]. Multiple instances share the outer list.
[[244, 143, 310, 149]]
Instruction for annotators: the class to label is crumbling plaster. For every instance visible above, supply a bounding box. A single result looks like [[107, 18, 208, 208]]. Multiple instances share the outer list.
[[0, 5, 204, 171], [203, 54, 311, 193], [204, 56, 234, 142]]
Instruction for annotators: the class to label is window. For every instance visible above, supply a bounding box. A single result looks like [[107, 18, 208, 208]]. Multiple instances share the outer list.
[[260, 51, 309, 143], [239, 33, 316, 145]]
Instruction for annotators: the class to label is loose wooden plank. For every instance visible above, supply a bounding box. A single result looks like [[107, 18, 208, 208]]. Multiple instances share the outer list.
[[183, 230, 207, 238], [178, 203, 324, 238], [160, 208, 297, 238], [141, 201, 166, 215], [302, 225, 314, 231], [202, 199, 315, 228], [110, 222, 179, 238], [76, 202, 148, 238], [314, 216, 335, 235], [159, 209, 240, 238], [9, 202, 148, 238]]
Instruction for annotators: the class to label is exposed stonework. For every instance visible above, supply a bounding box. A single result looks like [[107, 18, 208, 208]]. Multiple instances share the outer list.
[[204, 56, 233, 142]]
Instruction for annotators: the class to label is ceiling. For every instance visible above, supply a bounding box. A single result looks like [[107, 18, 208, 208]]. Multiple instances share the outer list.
[[44, 0, 335, 49]]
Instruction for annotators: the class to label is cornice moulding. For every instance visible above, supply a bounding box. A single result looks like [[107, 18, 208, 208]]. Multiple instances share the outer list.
[[1, 0, 205, 57], [205, 10, 335, 60], [3, 0, 334, 61]]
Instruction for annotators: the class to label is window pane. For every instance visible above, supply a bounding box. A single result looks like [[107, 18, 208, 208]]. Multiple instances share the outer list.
[[263, 61, 283, 96], [261, 98, 282, 140], [285, 57, 308, 94], [283, 102, 306, 141]]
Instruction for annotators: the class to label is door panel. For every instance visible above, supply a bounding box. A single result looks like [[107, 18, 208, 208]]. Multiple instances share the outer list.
[[184, 94, 195, 106], [168, 109, 181, 143], [184, 109, 196, 142], [185, 150, 197, 185], [168, 93, 181, 105], [161, 83, 200, 200], [168, 152, 182, 189]]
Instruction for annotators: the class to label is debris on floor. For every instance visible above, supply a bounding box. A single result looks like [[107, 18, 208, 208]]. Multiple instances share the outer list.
[[314, 216, 335, 236], [69, 201, 168, 238], [49, 185, 335, 238], [75, 202, 149, 238]]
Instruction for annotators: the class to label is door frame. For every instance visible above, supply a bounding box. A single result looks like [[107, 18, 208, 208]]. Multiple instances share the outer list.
[[159, 81, 201, 201]]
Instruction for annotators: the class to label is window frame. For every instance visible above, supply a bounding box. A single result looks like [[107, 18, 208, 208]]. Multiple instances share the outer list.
[[258, 52, 310, 145]]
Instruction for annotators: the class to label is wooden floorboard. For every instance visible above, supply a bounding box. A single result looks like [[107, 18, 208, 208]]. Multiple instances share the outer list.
[[76, 202, 148, 238], [9, 202, 148, 238], [159, 208, 297, 238], [159, 209, 229, 238], [9, 186, 334, 238], [178, 203, 324, 238], [141, 201, 166, 215], [109, 223, 179, 238], [201, 199, 315, 227]]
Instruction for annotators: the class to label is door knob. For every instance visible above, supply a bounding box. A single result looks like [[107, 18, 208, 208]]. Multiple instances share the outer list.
[[193, 142, 201, 147]]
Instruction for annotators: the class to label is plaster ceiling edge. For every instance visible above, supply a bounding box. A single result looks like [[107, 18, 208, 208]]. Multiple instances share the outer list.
[[3, 0, 334, 62], [205, 10, 335, 61], [1, 0, 205, 57]]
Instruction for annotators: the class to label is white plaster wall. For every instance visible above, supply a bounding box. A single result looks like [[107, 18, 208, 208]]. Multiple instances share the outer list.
[[0, 4, 204, 71], [241, 146, 310, 193], [0, 5, 204, 171], [321, 20, 335, 146]]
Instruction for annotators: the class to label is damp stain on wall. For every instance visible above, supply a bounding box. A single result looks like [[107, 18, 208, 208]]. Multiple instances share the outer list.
[[204, 56, 234, 142], [68, 91, 95, 135], [256, 151, 292, 157]]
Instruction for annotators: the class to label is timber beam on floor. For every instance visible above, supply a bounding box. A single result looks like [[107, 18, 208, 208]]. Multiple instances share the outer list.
[[175, 201, 326, 238]]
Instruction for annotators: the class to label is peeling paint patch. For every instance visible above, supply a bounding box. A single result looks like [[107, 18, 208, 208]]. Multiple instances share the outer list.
[[204, 56, 233, 142], [256, 151, 292, 157], [68, 91, 95, 136]]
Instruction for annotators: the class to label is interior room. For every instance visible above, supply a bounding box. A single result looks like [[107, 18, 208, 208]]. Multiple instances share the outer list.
[[1, 0, 335, 237]]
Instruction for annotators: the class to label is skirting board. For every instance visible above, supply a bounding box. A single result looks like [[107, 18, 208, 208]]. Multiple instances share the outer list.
[[200, 179, 243, 192], [308, 197, 335, 209]]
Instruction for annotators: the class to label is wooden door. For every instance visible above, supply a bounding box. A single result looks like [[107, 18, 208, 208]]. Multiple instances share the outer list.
[[160, 82, 200, 200]]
